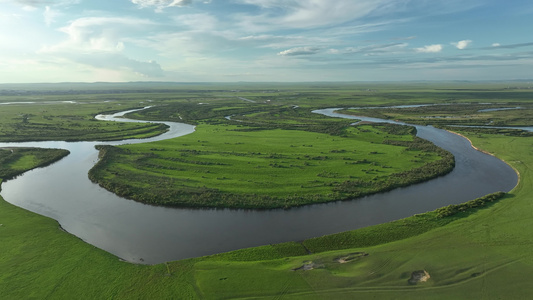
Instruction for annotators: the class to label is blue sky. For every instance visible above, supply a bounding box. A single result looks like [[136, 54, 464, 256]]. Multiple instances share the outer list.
[[1, 0, 532, 83]]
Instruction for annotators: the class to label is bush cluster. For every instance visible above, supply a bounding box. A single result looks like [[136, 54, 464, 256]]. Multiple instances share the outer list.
[[435, 192, 506, 218]]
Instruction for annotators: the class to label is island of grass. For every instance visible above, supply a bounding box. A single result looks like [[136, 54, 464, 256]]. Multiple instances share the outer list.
[[89, 121, 454, 209]]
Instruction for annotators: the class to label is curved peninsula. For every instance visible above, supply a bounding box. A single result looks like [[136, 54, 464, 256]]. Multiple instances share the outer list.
[[88, 118, 454, 209]]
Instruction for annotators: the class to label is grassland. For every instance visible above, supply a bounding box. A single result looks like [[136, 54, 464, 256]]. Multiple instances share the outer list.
[[0, 98, 167, 142], [341, 102, 533, 127], [89, 121, 452, 208], [2, 81, 531, 142], [88, 88, 464, 208], [1, 82, 532, 298], [0, 147, 69, 179], [0, 130, 531, 299]]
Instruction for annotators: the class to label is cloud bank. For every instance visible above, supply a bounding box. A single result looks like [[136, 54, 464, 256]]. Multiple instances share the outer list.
[[452, 40, 472, 49], [415, 44, 443, 53], [131, 0, 193, 12], [40, 16, 164, 77], [278, 47, 321, 56]]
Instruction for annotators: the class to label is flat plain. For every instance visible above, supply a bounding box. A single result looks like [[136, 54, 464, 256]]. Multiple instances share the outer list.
[[0, 82, 532, 299]]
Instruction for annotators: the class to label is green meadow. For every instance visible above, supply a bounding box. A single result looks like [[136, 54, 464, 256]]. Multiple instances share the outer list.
[[341, 102, 533, 127], [89, 122, 451, 208], [1, 131, 531, 299], [0, 148, 69, 179], [0, 98, 167, 142], [0, 82, 532, 298]]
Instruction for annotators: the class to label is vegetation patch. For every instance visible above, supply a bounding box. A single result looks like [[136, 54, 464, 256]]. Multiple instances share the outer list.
[[440, 125, 533, 137], [340, 101, 533, 127], [0, 148, 69, 179], [436, 191, 506, 217], [0, 101, 168, 142]]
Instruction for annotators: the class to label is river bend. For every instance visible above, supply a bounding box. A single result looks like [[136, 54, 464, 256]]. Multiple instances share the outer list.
[[0, 108, 518, 264]]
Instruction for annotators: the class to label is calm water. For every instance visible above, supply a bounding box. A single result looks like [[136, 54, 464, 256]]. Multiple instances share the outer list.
[[0, 108, 518, 264]]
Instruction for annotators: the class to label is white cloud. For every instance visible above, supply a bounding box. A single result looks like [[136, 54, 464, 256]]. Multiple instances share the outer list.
[[483, 42, 533, 50], [340, 42, 409, 55], [11, 0, 81, 8], [237, 34, 334, 50], [39, 17, 164, 77], [40, 48, 165, 77], [415, 44, 443, 53], [173, 13, 218, 31], [131, 0, 193, 12], [237, 0, 397, 30], [278, 46, 320, 56], [0, 56, 160, 82], [76, 53, 165, 77], [452, 39, 472, 49], [393, 36, 417, 41], [43, 6, 60, 26], [49, 17, 156, 52], [235, 0, 482, 32]]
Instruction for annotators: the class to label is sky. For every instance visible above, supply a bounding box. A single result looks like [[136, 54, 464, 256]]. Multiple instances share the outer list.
[[1, 0, 533, 83]]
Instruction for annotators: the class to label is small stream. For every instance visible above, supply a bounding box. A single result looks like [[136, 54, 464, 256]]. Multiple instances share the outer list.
[[0, 107, 519, 264]]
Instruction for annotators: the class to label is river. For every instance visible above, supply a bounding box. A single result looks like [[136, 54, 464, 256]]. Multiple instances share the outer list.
[[0, 107, 519, 264]]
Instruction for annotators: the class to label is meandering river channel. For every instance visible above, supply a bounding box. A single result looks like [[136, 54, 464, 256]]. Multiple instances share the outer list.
[[0, 107, 519, 264]]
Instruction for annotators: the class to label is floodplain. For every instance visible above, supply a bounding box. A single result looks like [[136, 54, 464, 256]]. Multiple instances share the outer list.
[[0, 82, 532, 299]]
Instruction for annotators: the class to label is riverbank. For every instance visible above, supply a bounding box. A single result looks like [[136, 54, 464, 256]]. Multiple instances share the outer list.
[[447, 129, 522, 189]]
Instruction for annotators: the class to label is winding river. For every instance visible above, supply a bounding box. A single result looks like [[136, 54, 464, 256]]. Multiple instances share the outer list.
[[0, 107, 519, 264]]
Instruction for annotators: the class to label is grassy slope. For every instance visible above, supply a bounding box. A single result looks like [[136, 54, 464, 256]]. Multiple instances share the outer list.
[[1, 132, 531, 299]]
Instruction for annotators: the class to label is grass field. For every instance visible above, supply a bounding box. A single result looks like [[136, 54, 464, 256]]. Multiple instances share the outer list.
[[0, 148, 69, 179], [0, 99, 167, 142], [341, 102, 533, 127], [89, 122, 452, 208], [1, 82, 532, 298], [0, 131, 531, 299]]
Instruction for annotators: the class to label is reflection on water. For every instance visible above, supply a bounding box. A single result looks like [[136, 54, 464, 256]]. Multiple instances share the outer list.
[[477, 107, 522, 112], [0, 108, 518, 264]]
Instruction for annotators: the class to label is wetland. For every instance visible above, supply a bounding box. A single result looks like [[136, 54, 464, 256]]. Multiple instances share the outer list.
[[0, 83, 521, 263], [1, 82, 532, 299]]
